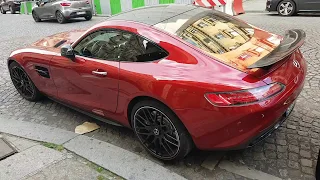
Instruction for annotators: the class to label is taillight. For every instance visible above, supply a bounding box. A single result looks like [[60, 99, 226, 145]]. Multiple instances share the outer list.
[[205, 83, 285, 106], [86, 0, 90, 4], [60, 2, 71, 6]]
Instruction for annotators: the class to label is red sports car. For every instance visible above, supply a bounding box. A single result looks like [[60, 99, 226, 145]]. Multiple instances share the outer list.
[[8, 5, 306, 161]]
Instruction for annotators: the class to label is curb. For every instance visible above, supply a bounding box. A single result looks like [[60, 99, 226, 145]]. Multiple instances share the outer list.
[[0, 114, 186, 180]]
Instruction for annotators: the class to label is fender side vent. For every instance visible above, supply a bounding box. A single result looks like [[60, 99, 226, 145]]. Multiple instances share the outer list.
[[35, 66, 50, 78]]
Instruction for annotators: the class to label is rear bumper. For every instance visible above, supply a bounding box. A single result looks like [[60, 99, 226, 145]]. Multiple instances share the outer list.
[[266, 0, 279, 12], [176, 55, 306, 150], [61, 7, 92, 18]]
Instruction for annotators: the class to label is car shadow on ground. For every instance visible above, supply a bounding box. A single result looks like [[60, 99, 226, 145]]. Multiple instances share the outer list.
[[36, 18, 90, 24], [267, 12, 320, 17]]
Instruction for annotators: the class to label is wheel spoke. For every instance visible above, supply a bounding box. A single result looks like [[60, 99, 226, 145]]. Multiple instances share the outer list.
[[163, 137, 179, 147], [161, 138, 174, 155], [136, 114, 148, 127], [165, 133, 179, 142], [136, 131, 152, 136]]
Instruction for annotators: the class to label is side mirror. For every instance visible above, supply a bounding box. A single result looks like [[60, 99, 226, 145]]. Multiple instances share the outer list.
[[61, 44, 75, 60]]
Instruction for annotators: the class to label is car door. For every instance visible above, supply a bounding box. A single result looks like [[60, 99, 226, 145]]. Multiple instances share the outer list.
[[299, 0, 320, 11], [37, 0, 54, 19], [49, 30, 122, 116]]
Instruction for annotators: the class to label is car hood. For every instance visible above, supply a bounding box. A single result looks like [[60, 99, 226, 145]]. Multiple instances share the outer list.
[[31, 30, 85, 51]]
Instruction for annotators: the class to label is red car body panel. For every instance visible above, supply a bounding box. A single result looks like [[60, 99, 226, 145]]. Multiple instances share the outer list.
[[8, 13, 306, 150]]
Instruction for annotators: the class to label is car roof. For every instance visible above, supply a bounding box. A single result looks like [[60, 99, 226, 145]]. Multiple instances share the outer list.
[[107, 4, 198, 26]]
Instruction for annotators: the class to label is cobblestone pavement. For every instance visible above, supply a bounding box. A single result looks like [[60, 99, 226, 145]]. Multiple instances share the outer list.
[[0, 13, 319, 180]]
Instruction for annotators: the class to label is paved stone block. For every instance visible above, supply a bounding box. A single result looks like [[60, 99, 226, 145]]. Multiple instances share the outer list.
[[300, 150, 312, 158], [64, 135, 186, 180], [0, 115, 78, 144], [0, 145, 64, 180], [26, 159, 103, 180], [288, 160, 300, 169], [201, 152, 225, 171], [300, 159, 313, 168], [301, 167, 315, 175], [289, 145, 299, 153], [218, 160, 282, 180]]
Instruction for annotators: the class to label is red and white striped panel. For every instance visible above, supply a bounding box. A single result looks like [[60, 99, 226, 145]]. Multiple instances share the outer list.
[[194, 0, 226, 7]]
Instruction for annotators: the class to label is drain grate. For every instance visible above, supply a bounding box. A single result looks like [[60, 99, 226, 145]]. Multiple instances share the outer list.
[[0, 138, 16, 160]]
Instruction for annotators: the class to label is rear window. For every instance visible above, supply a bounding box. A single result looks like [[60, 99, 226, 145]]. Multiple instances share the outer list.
[[155, 10, 254, 55]]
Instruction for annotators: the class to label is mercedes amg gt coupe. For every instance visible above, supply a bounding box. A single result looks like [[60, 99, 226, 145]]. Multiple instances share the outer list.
[[8, 5, 306, 161]]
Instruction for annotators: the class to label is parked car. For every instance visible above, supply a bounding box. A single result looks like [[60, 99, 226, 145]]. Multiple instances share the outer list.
[[266, 0, 320, 16], [32, 0, 92, 24], [7, 4, 307, 161], [0, 0, 23, 14]]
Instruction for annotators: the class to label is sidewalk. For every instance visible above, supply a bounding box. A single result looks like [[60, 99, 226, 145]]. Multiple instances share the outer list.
[[0, 134, 122, 180], [243, 0, 267, 13], [0, 115, 186, 180]]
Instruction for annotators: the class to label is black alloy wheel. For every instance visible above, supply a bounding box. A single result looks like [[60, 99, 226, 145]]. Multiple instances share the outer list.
[[132, 100, 193, 161], [9, 62, 42, 101], [56, 11, 67, 24]]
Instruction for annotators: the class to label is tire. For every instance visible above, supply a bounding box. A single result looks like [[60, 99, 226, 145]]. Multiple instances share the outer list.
[[277, 0, 296, 16], [9, 6, 15, 14], [32, 11, 41, 22], [84, 12, 92, 21], [131, 100, 193, 161], [56, 11, 67, 24], [0, 6, 6, 14], [9, 61, 43, 102]]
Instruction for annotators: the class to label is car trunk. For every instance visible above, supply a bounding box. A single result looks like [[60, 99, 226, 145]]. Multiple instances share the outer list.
[[69, 0, 88, 8], [247, 29, 306, 86]]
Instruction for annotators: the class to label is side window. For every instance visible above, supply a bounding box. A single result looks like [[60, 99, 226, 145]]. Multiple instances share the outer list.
[[74, 30, 168, 62], [119, 34, 168, 62], [74, 30, 126, 61]]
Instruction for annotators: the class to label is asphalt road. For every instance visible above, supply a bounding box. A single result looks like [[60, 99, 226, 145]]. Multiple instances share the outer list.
[[0, 13, 319, 180]]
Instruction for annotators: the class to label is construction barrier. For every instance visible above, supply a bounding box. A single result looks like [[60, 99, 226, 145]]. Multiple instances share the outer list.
[[193, 0, 244, 16], [233, 0, 244, 15], [20, 1, 36, 15], [92, 0, 193, 16]]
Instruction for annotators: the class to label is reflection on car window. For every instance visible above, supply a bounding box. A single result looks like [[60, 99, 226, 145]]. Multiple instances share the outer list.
[[73, 30, 168, 62], [178, 15, 254, 54]]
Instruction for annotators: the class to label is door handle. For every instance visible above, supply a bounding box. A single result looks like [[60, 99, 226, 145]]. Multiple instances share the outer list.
[[92, 70, 107, 76]]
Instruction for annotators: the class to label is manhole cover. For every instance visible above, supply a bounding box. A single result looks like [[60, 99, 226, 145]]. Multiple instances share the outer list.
[[0, 138, 16, 160]]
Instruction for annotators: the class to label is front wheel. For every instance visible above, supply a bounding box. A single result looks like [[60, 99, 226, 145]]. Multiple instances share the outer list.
[[32, 11, 41, 22], [56, 11, 67, 24], [131, 100, 193, 161], [0, 6, 6, 14], [277, 0, 296, 16], [9, 61, 43, 102]]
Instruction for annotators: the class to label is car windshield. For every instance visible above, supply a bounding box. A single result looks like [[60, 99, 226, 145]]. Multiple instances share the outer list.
[[154, 10, 254, 55]]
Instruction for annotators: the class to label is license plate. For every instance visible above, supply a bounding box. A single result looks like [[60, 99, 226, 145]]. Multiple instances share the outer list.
[[77, 12, 86, 15], [285, 102, 295, 117]]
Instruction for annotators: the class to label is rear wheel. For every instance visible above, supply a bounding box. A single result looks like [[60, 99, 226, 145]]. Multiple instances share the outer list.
[[84, 12, 92, 21], [131, 100, 193, 161], [277, 0, 296, 16], [0, 6, 6, 14], [9, 6, 15, 14], [32, 11, 41, 22], [56, 11, 67, 24], [9, 61, 43, 102]]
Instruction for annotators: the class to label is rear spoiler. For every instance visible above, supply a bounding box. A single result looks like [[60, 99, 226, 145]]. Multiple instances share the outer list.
[[247, 29, 306, 69]]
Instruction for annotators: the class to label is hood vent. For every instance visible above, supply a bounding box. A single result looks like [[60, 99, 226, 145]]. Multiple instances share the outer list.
[[54, 40, 67, 48]]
